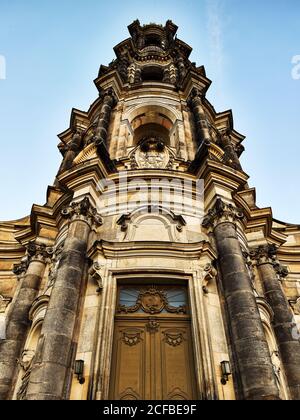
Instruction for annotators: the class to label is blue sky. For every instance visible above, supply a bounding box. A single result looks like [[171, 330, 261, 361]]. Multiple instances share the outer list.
[[0, 0, 299, 223]]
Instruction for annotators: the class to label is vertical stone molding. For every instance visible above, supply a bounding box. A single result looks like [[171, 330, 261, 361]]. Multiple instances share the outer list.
[[251, 244, 300, 399], [188, 87, 211, 148], [94, 88, 117, 148], [203, 198, 280, 400], [0, 242, 53, 400], [26, 197, 102, 400]]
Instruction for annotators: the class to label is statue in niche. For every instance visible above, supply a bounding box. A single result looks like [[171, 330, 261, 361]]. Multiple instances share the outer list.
[[16, 349, 35, 400], [136, 137, 169, 169]]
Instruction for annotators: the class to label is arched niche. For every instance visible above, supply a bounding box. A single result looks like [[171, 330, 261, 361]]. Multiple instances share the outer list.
[[117, 206, 187, 243], [133, 123, 170, 147], [257, 298, 289, 400], [118, 103, 187, 160]]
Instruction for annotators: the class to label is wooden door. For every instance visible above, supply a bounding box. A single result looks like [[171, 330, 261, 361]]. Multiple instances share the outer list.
[[109, 285, 198, 400]]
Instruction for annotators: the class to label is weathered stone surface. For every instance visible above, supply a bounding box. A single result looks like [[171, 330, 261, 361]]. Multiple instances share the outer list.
[[0, 257, 47, 400], [256, 259, 300, 400], [214, 221, 280, 400], [26, 215, 91, 400]]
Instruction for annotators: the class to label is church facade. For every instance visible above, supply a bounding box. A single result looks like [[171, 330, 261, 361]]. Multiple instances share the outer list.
[[0, 20, 300, 400]]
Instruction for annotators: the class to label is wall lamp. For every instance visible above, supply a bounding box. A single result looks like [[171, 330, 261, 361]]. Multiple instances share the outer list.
[[74, 359, 85, 385], [220, 360, 231, 385]]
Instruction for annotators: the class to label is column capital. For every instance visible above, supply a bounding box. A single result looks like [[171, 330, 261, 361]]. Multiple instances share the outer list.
[[250, 244, 277, 265], [13, 242, 54, 276], [61, 197, 103, 229], [202, 198, 244, 230], [26, 242, 54, 264], [250, 244, 288, 278]]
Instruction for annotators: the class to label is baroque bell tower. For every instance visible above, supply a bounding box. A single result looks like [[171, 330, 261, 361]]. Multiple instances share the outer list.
[[1, 20, 300, 401]]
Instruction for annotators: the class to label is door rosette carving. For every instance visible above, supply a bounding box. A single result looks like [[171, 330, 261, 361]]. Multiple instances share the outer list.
[[122, 329, 143, 346], [163, 330, 185, 347], [146, 318, 160, 333]]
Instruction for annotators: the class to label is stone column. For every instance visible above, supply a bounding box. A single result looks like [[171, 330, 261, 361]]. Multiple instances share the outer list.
[[203, 198, 280, 400], [94, 88, 117, 148], [220, 130, 242, 171], [0, 243, 53, 400], [58, 131, 83, 174], [26, 197, 102, 400], [251, 244, 300, 400], [188, 87, 211, 148]]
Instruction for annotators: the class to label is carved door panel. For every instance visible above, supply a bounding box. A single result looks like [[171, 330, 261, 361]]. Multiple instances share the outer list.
[[109, 285, 198, 400], [159, 322, 197, 400], [109, 322, 148, 400]]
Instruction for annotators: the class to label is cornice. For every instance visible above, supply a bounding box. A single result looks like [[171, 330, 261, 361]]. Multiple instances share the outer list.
[[194, 159, 249, 191], [88, 239, 216, 260], [56, 157, 116, 193], [234, 190, 287, 246]]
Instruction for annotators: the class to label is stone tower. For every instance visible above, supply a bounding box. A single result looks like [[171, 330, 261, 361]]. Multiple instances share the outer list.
[[0, 20, 300, 401]]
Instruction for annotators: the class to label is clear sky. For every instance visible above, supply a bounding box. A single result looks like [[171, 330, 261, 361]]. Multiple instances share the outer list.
[[0, 0, 299, 223]]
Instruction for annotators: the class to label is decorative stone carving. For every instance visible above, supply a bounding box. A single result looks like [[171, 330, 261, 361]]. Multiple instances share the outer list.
[[88, 262, 103, 293], [273, 262, 289, 279], [117, 286, 186, 315], [202, 198, 244, 230], [250, 244, 277, 265], [0, 295, 11, 313], [61, 197, 103, 228], [202, 263, 217, 294], [26, 242, 54, 263], [42, 242, 64, 294], [250, 244, 289, 279], [289, 298, 300, 316], [294, 298, 300, 315], [16, 349, 35, 400], [13, 258, 29, 277], [13, 242, 54, 278], [135, 137, 169, 169]]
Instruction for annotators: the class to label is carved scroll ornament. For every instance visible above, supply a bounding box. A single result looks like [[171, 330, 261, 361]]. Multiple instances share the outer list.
[[117, 286, 186, 315]]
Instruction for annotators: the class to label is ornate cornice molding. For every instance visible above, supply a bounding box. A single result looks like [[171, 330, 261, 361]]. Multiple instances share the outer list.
[[88, 239, 216, 260], [202, 198, 244, 231], [61, 197, 103, 229]]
